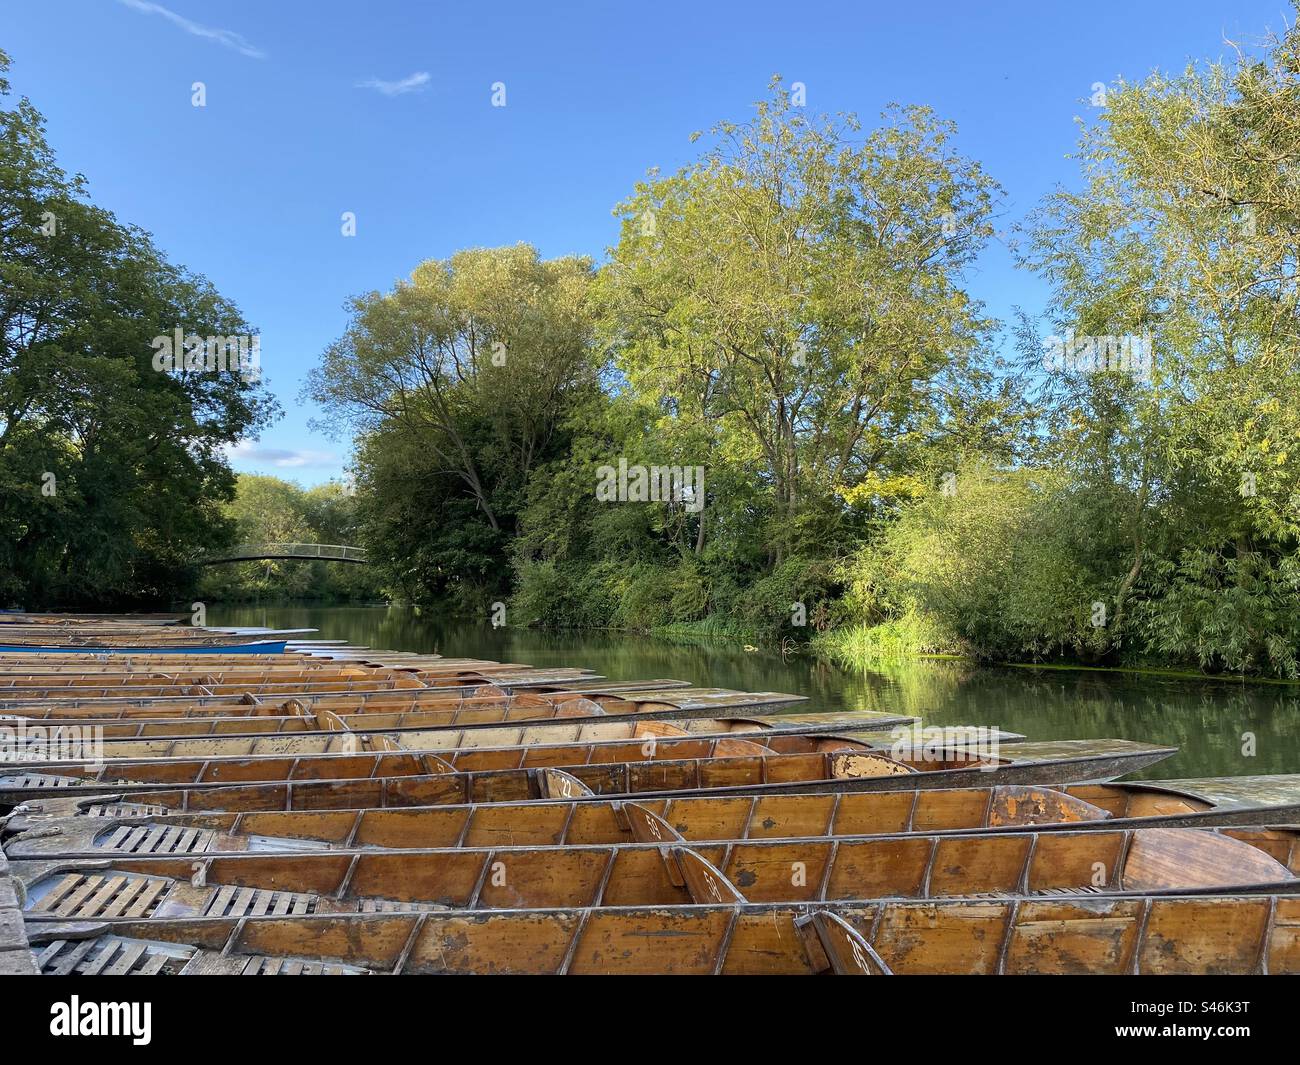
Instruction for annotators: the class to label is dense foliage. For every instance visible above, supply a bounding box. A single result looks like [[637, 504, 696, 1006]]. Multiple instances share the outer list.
[[0, 49, 276, 607], [6, 16, 1299, 679], [823, 26, 1300, 676], [309, 44, 1300, 676]]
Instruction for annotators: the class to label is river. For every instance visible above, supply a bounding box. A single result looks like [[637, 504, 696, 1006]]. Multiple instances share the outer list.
[[206, 602, 1300, 781]]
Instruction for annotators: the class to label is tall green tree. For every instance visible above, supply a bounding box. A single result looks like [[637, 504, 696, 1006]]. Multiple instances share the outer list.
[[307, 244, 599, 608], [1015, 20, 1300, 674], [599, 78, 1011, 564], [0, 49, 277, 606]]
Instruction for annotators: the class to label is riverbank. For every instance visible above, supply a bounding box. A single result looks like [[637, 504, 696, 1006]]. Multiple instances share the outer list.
[[814, 619, 1300, 688]]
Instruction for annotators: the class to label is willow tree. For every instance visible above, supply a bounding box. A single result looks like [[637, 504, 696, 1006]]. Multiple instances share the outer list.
[[1017, 20, 1300, 673], [599, 78, 1005, 563]]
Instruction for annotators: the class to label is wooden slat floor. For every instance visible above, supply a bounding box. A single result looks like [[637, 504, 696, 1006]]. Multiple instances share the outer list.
[[0, 848, 38, 974]]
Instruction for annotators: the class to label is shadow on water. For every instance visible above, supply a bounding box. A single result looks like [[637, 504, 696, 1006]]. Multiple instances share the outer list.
[[208, 603, 1300, 781]]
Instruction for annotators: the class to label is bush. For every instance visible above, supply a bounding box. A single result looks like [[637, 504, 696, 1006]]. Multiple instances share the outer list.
[[814, 611, 957, 664], [839, 465, 1127, 662], [1132, 549, 1300, 677]]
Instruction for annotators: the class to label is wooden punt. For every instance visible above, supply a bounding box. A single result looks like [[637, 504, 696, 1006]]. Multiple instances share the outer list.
[[0, 680, 742, 715], [0, 659, 601, 694], [0, 613, 184, 625], [0, 626, 315, 639], [0, 675, 435, 700], [0, 683, 609, 713], [0, 665, 637, 702], [0, 737, 1177, 810], [0, 688, 813, 733], [0, 642, 289, 657], [0, 710, 951, 757], [10, 825, 1299, 934], [0, 719, 1018, 784], [19, 889, 1300, 974], [0, 722, 987, 782], [0, 699, 840, 740], [0, 667, 396, 691], [0, 681, 702, 723], [0, 650, 401, 663], [0, 661, 440, 680], [12, 777, 1300, 855], [0, 656, 519, 680]]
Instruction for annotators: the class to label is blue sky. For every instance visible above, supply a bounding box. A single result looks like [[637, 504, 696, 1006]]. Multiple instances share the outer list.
[[3, 0, 1289, 484]]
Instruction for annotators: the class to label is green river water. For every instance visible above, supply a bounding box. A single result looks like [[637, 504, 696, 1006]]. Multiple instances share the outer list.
[[206, 603, 1300, 782]]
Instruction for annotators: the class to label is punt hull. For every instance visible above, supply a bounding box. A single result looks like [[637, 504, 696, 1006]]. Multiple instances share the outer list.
[[0, 641, 288, 655], [9, 780, 1300, 854], [0, 739, 1177, 811], [0, 685, 805, 720], [0, 710, 930, 752], [22, 893, 1300, 974]]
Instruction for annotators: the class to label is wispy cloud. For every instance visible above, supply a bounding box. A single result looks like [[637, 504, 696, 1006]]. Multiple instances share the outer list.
[[227, 442, 338, 469], [118, 0, 266, 59], [355, 71, 431, 97]]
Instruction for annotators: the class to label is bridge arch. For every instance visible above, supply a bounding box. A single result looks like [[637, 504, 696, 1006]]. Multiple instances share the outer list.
[[198, 543, 369, 565]]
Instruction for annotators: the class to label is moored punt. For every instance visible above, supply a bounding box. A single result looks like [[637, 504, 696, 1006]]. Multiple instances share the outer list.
[[0, 656, 596, 689], [0, 719, 1015, 785], [0, 688, 813, 732], [0, 613, 184, 625], [0, 679, 704, 715], [0, 667, 401, 691], [0, 710, 949, 756], [0, 737, 1177, 810], [0, 653, 518, 674], [0, 698, 815, 739], [0, 639, 290, 655], [0, 724, 990, 785], [0, 680, 433, 702], [0, 649, 387, 661], [0, 678, 426, 699], [19, 891, 1300, 974], [0, 654, 392, 672], [0, 680, 575, 711], [0, 679, 738, 714], [0, 626, 315, 638], [9, 825, 1299, 931], [0, 673, 699, 701], [12, 777, 1300, 853]]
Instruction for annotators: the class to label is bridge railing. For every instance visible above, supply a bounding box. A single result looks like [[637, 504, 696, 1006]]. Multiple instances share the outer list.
[[202, 543, 368, 564]]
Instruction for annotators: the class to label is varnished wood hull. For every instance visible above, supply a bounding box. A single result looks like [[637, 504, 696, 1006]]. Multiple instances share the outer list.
[[11, 823, 1299, 929], [12, 778, 1300, 854], [0, 710, 931, 756], [0, 738, 1177, 810], [22, 893, 1300, 974], [0, 687, 805, 726]]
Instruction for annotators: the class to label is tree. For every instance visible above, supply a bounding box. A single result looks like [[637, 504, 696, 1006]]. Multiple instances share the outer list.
[[599, 78, 1009, 564], [307, 244, 600, 608], [0, 49, 277, 606], [1015, 19, 1300, 673]]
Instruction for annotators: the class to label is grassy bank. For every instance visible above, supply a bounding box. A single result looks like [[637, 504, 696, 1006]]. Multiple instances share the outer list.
[[648, 618, 763, 645], [811, 614, 959, 666], [811, 618, 1300, 687]]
